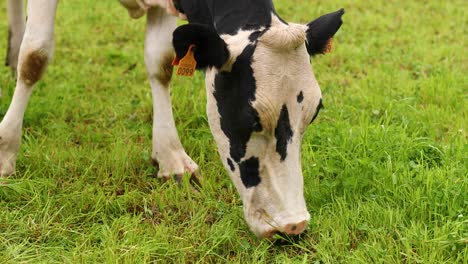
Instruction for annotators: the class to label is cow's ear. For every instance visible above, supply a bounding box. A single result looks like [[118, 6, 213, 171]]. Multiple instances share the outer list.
[[173, 23, 230, 69], [305, 8, 344, 56]]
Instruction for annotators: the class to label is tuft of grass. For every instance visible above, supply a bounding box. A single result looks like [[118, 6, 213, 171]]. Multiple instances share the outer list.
[[1, 0, 467, 262]]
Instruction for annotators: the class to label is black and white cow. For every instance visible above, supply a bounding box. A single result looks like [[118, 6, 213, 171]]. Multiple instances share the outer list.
[[1, 0, 344, 238]]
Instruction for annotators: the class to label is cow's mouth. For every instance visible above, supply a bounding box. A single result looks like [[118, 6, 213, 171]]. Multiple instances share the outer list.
[[247, 207, 310, 238]]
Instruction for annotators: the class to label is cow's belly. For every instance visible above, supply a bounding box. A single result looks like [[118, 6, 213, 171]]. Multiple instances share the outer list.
[[118, 0, 186, 19]]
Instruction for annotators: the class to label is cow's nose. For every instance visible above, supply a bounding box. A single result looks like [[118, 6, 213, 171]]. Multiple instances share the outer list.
[[260, 220, 308, 238]]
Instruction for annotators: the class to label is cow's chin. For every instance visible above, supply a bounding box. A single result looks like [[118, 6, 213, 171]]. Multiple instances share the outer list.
[[242, 200, 311, 239]]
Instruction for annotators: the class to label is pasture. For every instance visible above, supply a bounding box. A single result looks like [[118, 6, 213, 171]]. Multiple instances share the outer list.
[[0, 0, 466, 262]]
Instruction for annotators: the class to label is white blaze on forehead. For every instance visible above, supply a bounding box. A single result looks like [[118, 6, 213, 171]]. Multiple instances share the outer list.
[[260, 16, 307, 50]]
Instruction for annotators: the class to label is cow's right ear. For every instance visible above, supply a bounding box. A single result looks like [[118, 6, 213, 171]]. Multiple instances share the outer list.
[[173, 23, 230, 69], [305, 8, 344, 56]]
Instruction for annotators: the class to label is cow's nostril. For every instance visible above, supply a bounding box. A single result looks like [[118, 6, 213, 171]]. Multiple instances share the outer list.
[[260, 220, 308, 239], [283, 220, 308, 235]]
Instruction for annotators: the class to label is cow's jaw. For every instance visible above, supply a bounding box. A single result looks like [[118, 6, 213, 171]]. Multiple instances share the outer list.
[[240, 136, 311, 238]]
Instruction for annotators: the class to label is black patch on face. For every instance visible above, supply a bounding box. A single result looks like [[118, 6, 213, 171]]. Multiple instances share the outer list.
[[275, 105, 294, 161], [239, 157, 261, 188], [310, 98, 323, 124], [227, 158, 235, 172], [297, 91, 304, 103], [243, 24, 261, 31], [249, 30, 265, 42], [213, 44, 262, 163]]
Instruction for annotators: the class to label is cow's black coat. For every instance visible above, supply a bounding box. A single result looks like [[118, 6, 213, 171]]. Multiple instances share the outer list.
[[239, 157, 261, 188], [178, 0, 277, 35], [227, 158, 235, 172], [275, 105, 294, 161], [213, 44, 262, 163], [297, 91, 304, 103]]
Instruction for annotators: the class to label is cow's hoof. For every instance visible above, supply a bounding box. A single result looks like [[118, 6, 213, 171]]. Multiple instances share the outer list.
[[152, 155, 202, 190], [0, 154, 16, 177], [0, 147, 18, 177], [173, 172, 202, 190], [152, 150, 199, 180], [0, 126, 21, 177]]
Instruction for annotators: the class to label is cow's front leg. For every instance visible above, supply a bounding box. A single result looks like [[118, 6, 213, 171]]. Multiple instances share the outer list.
[[5, 0, 26, 76], [145, 7, 198, 179], [0, 0, 58, 176]]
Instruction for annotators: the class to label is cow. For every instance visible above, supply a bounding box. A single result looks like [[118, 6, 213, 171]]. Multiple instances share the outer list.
[[0, 0, 344, 238]]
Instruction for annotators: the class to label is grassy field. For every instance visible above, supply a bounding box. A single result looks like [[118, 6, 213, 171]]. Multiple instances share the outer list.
[[0, 0, 466, 263]]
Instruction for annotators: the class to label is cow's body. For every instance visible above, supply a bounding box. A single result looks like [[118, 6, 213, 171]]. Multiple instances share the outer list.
[[1, 0, 343, 238]]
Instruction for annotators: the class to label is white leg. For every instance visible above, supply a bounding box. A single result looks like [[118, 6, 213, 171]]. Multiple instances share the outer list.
[[0, 0, 58, 176], [5, 0, 26, 76], [145, 7, 198, 179]]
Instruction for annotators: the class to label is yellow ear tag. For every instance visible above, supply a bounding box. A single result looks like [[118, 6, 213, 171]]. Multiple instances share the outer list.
[[176, 44, 197, 77], [324, 38, 334, 53]]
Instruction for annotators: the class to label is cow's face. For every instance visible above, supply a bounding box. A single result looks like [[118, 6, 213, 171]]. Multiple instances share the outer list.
[[173, 9, 344, 238]]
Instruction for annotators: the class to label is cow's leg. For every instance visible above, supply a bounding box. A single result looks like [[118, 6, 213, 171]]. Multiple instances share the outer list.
[[0, 0, 58, 176], [145, 7, 198, 179], [5, 0, 26, 76]]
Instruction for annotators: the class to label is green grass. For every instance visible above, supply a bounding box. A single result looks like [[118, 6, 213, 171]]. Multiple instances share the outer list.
[[0, 0, 466, 262]]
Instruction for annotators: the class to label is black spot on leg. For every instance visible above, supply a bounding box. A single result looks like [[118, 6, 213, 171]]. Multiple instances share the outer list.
[[310, 98, 323, 124], [239, 157, 261, 188], [20, 49, 48, 85], [154, 52, 174, 87], [275, 105, 294, 161], [297, 91, 304, 103], [227, 158, 235, 172]]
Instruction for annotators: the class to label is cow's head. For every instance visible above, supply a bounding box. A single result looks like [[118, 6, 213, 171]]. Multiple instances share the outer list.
[[173, 9, 344, 238]]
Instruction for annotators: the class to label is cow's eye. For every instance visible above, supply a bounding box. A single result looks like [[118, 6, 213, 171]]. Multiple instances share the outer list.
[[252, 121, 261, 130]]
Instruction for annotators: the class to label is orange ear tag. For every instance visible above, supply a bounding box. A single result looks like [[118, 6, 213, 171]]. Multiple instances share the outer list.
[[324, 38, 334, 53], [176, 44, 197, 77]]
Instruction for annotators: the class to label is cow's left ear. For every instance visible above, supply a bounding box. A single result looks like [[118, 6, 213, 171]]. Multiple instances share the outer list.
[[173, 23, 230, 69], [305, 8, 345, 56]]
